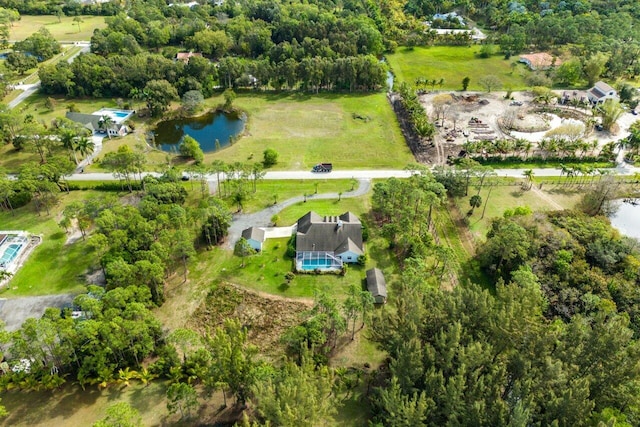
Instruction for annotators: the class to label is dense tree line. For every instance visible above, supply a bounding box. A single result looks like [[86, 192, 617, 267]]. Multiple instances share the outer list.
[[0, 285, 163, 391], [370, 270, 640, 425], [38, 50, 387, 100], [479, 210, 640, 334]]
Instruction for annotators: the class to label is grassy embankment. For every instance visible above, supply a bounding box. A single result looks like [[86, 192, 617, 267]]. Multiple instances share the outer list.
[[386, 45, 529, 91]]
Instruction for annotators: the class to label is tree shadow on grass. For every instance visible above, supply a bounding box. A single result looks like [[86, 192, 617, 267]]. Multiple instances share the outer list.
[[510, 190, 525, 198], [50, 231, 66, 241]]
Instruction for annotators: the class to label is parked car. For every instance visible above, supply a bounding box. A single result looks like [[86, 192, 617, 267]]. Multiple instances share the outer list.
[[595, 124, 604, 131], [510, 101, 523, 106], [312, 163, 333, 173]]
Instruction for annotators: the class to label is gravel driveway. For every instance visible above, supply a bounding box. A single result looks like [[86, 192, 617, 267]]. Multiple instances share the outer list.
[[0, 294, 76, 331]]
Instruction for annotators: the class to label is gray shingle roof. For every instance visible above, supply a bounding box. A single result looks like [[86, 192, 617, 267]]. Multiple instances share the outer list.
[[66, 112, 123, 133], [241, 227, 265, 242], [296, 211, 363, 254], [366, 268, 387, 298], [589, 81, 616, 99]]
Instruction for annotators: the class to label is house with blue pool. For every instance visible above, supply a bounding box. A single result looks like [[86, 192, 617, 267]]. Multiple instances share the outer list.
[[66, 108, 134, 137], [295, 211, 364, 272]]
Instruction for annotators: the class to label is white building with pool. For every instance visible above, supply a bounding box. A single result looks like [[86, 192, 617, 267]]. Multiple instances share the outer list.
[[0, 232, 40, 286], [66, 108, 135, 138]]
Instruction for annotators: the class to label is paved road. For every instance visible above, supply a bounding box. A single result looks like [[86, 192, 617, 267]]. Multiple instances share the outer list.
[[8, 82, 40, 109], [0, 294, 76, 332], [8, 42, 90, 110], [225, 178, 372, 248], [67, 164, 640, 183]]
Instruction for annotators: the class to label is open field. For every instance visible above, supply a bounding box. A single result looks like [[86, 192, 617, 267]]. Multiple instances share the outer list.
[[203, 92, 414, 170], [457, 180, 583, 240], [386, 45, 529, 90], [9, 15, 106, 42], [4, 92, 414, 172]]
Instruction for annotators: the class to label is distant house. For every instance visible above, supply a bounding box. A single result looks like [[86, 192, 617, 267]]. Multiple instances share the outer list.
[[433, 12, 465, 26], [587, 81, 618, 105], [519, 53, 561, 71], [432, 28, 486, 41], [295, 212, 364, 272], [65, 112, 129, 137], [561, 90, 590, 105], [366, 268, 387, 304], [241, 227, 265, 252], [168, 1, 201, 7], [175, 52, 203, 63]]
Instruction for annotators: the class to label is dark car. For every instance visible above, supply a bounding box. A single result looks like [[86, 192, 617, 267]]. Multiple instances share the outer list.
[[312, 163, 333, 173]]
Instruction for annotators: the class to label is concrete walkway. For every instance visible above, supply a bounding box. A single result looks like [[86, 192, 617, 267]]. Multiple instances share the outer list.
[[225, 178, 371, 248]]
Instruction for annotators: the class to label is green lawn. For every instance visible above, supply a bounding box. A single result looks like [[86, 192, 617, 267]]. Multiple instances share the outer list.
[[386, 45, 529, 90], [0, 191, 104, 297], [204, 92, 414, 170], [10, 15, 106, 42], [0, 95, 138, 172], [216, 179, 357, 213], [457, 181, 582, 240]]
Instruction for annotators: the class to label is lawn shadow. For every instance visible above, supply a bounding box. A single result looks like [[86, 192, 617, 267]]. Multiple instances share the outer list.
[[128, 383, 166, 413], [510, 190, 525, 198], [50, 231, 66, 240]]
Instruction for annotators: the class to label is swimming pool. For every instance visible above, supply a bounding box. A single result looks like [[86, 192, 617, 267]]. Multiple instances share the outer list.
[[0, 243, 22, 265], [92, 108, 135, 124], [300, 258, 342, 271]]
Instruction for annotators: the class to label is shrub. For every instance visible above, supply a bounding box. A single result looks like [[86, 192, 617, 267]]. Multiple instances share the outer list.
[[285, 235, 296, 258], [357, 254, 367, 266], [263, 148, 279, 167]]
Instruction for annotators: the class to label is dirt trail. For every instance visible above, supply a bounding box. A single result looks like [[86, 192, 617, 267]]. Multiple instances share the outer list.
[[530, 185, 563, 210], [447, 198, 476, 256]]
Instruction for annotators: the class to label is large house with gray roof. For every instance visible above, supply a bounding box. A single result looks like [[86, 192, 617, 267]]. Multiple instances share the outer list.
[[295, 211, 364, 272], [66, 112, 130, 137]]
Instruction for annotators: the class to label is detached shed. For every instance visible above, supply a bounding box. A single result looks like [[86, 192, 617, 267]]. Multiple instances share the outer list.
[[241, 227, 266, 252], [366, 268, 387, 304]]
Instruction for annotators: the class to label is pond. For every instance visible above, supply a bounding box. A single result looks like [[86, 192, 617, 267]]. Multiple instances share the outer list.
[[610, 199, 640, 239], [153, 111, 245, 153]]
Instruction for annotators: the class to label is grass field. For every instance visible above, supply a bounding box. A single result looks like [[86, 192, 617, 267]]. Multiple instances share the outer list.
[[9, 15, 106, 42], [0, 191, 101, 297], [4, 91, 414, 173], [386, 45, 529, 91], [457, 180, 583, 240], [215, 179, 357, 213], [203, 92, 414, 170]]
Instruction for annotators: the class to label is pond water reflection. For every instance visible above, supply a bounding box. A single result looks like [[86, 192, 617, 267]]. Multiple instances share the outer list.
[[610, 200, 640, 239], [153, 111, 245, 153]]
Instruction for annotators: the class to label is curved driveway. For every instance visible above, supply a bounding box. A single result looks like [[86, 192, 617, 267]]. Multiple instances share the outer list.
[[225, 178, 371, 248]]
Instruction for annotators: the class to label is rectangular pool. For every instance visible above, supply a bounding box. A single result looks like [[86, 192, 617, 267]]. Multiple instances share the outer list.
[[92, 108, 135, 124], [0, 243, 22, 265]]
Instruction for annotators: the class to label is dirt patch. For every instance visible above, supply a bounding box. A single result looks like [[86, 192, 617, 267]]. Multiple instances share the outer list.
[[85, 269, 105, 286], [188, 282, 311, 356]]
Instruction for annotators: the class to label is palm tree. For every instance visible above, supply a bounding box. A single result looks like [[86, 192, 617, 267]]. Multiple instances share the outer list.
[[75, 136, 95, 161], [522, 169, 534, 190], [469, 194, 482, 214], [58, 128, 79, 164], [99, 115, 115, 139]]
